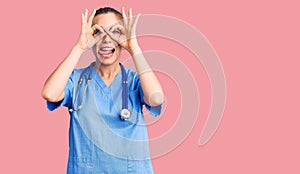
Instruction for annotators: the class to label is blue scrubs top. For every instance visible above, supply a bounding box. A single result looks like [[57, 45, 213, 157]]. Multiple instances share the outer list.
[[47, 62, 162, 174]]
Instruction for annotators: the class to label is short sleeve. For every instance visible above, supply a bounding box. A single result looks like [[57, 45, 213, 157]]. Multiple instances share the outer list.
[[138, 81, 162, 117], [46, 71, 74, 111]]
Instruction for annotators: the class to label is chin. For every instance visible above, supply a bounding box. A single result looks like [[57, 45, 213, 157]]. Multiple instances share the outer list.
[[99, 56, 119, 66]]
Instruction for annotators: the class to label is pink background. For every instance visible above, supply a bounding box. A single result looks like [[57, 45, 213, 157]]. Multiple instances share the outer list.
[[1, 0, 299, 173]]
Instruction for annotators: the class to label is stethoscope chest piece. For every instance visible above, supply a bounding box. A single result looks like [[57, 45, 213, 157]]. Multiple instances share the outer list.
[[120, 108, 131, 120]]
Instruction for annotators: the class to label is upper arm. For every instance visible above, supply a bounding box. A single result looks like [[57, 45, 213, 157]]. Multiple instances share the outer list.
[[46, 71, 75, 111], [56, 91, 66, 102], [135, 75, 163, 117]]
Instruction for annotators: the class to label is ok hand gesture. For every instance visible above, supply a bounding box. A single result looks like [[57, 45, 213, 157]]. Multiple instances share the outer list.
[[76, 9, 102, 52], [102, 7, 141, 55]]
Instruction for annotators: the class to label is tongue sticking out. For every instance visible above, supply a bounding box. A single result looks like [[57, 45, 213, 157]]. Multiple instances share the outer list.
[[99, 50, 113, 55], [99, 48, 115, 58]]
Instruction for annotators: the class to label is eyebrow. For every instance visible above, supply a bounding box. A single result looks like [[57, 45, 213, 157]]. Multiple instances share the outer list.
[[108, 24, 123, 31]]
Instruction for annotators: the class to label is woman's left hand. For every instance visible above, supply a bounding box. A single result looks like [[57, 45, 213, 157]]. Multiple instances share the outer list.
[[102, 7, 141, 55]]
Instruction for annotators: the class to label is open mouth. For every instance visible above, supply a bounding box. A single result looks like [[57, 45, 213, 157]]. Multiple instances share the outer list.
[[99, 47, 116, 59]]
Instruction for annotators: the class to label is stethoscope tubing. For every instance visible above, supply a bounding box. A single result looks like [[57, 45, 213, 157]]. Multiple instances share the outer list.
[[69, 63, 131, 120]]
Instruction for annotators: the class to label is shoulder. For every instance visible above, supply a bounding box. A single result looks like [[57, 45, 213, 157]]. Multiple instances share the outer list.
[[125, 67, 139, 83], [70, 65, 92, 80], [125, 67, 138, 77], [74, 65, 90, 75]]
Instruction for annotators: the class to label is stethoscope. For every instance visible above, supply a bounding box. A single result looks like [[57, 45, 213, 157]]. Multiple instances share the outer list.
[[69, 63, 131, 120]]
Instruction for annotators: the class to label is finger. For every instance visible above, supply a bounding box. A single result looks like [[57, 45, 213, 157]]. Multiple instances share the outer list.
[[102, 26, 120, 43], [92, 34, 102, 45], [92, 24, 104, 35], [122, 7, 127, 25], [81, 13, 85, 31], [92, 24, 103, 31], [88, 36, 101, 48], [129, 8, 132, 18], [111, 23, 125, 34], [132, 13, 141, 33], [128, 8, 133, 26], [88, 9, 96, 27], [85, 9, 88, 22], [88, 25, 103, 48], [118, 26, 126, 35]]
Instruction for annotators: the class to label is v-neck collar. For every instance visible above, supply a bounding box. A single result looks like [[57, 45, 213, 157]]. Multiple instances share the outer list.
[[91, 62, 122, 93]]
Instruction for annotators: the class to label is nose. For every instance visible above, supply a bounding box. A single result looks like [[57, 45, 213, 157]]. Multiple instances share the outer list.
[[102, 33, 112, 43]]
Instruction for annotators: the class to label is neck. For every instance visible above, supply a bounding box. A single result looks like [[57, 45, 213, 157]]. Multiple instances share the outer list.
[[95, 61, 120, 79]]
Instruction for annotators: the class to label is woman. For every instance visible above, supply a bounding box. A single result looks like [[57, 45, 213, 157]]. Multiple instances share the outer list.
[[42, 7, 164, 174]]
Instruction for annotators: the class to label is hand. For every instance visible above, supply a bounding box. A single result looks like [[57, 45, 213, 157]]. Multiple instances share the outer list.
[[75, 9, 102, 52], [102, 7, 141, 55]]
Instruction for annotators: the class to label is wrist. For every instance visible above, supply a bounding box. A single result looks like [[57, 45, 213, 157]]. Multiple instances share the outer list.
[[73, 44, 86, 54], [129, 46, 142, 56]]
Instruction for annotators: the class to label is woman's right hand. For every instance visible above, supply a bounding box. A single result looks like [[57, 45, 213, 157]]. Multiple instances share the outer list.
[[42, 9, 103, 102], [75, 9, 102, 52]]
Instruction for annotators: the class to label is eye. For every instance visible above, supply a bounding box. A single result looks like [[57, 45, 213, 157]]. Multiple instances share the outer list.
[[112, 29, 121, 35], [93, 29, 102, 36]]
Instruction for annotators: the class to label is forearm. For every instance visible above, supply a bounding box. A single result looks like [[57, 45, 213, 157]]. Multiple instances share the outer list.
[[42, 45, 84, 102], [131, 48, 164, 106]]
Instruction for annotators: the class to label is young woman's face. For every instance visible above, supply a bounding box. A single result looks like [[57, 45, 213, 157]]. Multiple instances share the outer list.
[[92, 13, 122, 66]]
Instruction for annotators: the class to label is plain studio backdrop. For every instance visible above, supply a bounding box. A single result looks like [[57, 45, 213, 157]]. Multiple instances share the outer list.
[[0, 0, 299, 173]]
